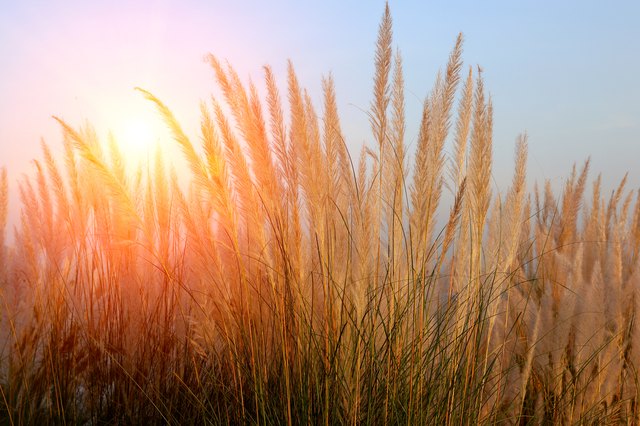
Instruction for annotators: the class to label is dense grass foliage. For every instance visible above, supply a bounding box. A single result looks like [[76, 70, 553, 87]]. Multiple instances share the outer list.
[[1, 5, 639, 424]]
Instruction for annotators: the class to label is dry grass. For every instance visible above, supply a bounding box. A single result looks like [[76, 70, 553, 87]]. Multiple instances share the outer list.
[[1, 4, 639, 425]]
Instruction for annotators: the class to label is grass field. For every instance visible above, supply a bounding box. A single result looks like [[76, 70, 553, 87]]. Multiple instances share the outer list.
[[1, 4, 639, 425]]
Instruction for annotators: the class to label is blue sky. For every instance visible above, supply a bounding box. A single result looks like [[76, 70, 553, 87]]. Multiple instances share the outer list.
[[0, 0, 639, 220]]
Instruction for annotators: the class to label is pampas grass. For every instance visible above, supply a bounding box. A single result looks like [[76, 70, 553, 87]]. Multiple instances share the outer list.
[[1, 4, 639, 424]]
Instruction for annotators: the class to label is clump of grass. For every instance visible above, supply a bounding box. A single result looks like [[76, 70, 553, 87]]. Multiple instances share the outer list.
[[1, 3, 639, 424]]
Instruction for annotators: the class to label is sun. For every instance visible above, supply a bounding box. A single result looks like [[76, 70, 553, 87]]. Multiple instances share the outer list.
[[105, 95, 187, 174], [119, 118, 156, 152], [112, 108, 162, 162]]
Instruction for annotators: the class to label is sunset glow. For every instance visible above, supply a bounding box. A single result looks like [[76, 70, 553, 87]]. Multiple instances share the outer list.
[[0, 1, 639, 423], [113, 111, 161, 160]]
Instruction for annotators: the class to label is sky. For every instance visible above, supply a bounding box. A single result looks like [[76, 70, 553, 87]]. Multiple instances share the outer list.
[[1, 0, 639, 227]]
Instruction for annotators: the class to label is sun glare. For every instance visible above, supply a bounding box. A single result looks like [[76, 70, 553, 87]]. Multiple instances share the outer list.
[[120, 118, 155, 150], [112, 109, 162, 162]]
